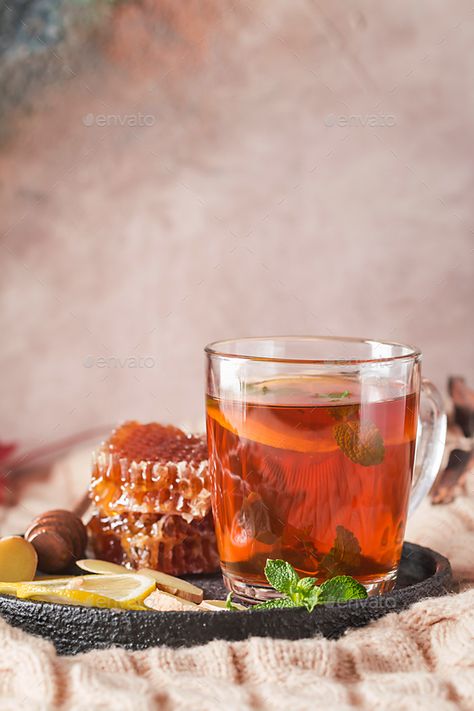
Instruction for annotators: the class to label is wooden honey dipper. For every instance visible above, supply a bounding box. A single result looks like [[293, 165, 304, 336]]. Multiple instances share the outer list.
[[24, 494, 90, 573]]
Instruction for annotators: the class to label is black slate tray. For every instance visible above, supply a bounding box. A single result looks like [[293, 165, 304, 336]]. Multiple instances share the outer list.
[[0, 542, 452, 656]]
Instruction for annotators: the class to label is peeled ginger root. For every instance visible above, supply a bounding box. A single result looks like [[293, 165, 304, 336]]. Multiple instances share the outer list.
[[0, 536, 38, 582]]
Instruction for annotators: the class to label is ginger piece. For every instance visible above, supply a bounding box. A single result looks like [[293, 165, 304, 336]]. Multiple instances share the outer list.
[[143, 589, 201, 612], [140, 568, 203, 604], [0, 536, 38, 582], [77, 559, 127, 575]]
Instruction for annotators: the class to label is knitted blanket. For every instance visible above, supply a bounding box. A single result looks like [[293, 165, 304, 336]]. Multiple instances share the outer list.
[[0, 461, 473, 710], [0, 588, 472, 710]]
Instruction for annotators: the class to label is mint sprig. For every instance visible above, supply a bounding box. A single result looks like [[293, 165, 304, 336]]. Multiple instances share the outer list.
[[253, 559, 368, 611]]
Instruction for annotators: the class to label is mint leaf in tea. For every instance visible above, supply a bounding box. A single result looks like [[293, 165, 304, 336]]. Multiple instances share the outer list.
[[319, 526, 361, 577], [206, 375, 417, 592], [334, 420, 385, 466], [313, 390, 351, 400]]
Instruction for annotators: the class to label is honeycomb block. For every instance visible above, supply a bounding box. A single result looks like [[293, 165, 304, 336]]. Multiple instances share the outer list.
[[90, 421, 212, 519], [88, 422, 219, 576], [88, 512, 219, 576]]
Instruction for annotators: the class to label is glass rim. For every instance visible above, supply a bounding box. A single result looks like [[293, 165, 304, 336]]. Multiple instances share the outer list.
[[204, 335, 422, 366]]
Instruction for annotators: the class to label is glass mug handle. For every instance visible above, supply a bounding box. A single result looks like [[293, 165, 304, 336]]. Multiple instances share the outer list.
[[409, 378, 447, 514]]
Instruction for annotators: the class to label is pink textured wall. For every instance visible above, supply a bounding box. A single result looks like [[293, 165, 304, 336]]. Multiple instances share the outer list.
[[0, 0, 473, 446]]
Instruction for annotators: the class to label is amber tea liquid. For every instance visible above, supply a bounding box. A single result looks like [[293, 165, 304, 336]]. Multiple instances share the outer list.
[[206, 376, 418, 597]]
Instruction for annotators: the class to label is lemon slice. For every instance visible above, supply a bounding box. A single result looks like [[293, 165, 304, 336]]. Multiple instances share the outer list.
[[206, 401, 338, 454], [16, 573, 155, 609], [19, 587, 124, 608], [0, 582, 21, 595], [76, 559, 204, 604]]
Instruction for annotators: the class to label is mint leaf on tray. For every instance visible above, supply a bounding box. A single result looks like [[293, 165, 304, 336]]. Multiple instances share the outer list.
[[225, 592, 240, 610], [318, 576, 368, 603], [297, 576, 317, 593], [254, 597, 298, 610], [264, 559, 299, 594], [301, 586, 320, 612]]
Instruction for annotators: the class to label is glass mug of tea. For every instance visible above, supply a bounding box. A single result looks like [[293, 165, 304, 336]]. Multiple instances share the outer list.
[[205, 336, 446, 602]]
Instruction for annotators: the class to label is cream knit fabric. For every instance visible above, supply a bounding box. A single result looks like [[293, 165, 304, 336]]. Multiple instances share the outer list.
[[0, 589, 472, 711], [0, 460, 473, 711]]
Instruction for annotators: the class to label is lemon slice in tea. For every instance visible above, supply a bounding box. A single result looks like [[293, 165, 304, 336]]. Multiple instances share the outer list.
[[206, 399, 338, 454]]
